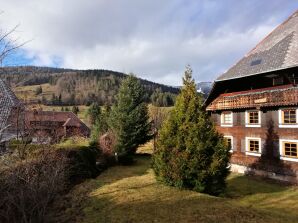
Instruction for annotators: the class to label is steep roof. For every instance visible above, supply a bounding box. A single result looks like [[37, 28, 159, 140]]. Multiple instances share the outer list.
[[25, 110, 90, 132], [216, 10, 298, 82], [0, 79, 22, 130]]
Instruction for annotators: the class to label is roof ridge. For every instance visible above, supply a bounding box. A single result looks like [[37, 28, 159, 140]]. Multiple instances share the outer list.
[[246, 9, 298, 57], [216, 10, 298, 82]]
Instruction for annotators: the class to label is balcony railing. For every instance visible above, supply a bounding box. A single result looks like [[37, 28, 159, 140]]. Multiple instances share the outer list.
[[207, 86, 298, 111]]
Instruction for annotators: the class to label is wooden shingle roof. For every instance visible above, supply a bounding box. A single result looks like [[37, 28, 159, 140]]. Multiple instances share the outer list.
[[216, 10, 298, 82], [25, 110, 90, 132], [0, 79, 22, 130]]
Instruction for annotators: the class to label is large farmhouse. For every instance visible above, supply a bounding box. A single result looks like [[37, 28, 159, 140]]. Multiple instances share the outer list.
[[205, 11, 298, 182]]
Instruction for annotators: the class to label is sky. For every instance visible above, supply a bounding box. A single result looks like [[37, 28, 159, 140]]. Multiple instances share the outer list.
[[0, 0, 297, 86]]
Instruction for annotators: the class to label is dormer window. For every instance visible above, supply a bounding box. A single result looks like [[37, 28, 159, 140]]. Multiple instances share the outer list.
[[250, 59, 262, 66], [245, 110, 261, 127], [221, 111, 233, 127]]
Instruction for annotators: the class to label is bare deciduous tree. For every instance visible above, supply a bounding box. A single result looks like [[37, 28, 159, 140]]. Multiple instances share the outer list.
[[0, 22, 28, 66], [150, 106, 169, 151]]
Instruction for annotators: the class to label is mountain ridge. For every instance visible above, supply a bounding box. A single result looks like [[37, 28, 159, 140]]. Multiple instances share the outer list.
[[0, 66, 179, 106]]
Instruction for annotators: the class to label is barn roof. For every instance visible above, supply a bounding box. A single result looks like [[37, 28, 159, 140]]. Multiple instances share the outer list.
[[25, 110, 90, 131], [0, 79, 22, 130], [216, 10, 298, 82]]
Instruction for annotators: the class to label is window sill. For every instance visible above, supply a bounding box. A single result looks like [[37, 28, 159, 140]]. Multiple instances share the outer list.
[[245, 124, 261, 128], [221, 124, 233, 127], [279, 124, 298, 128], [280, 156, 298, 162], [245, 152, 261, 157]]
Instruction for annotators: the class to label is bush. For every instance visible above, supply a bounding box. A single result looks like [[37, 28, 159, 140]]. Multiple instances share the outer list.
[[152, 66, 230, 196], [0, 150, 68, 223], [60, 145, 102, 183], [0, 143, 103, 223]]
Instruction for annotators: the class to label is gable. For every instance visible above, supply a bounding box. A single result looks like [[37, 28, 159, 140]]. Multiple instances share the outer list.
[[217, 10, 298, 82]]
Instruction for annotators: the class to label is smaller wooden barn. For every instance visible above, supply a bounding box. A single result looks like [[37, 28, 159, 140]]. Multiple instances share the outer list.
[[25, 110, 90, 143]]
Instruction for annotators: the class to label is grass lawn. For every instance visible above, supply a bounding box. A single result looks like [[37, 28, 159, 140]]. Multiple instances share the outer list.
[[51, 145, 298, 223]]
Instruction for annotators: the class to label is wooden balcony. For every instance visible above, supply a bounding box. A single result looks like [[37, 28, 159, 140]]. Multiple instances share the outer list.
[[206, 85, 298, 111]]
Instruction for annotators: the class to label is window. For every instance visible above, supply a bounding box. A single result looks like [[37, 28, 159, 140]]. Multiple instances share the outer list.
[[279, 108, 298, 128], [273, 76, 284, 86], [245, 137, 261, 157], [250, 59, 262, 66], [245, 111, 261, 127], [221, 112, 233, 127], [248, 140, 259, 152], [279, 139, 298, 162], [284, 143, 297, 158], [282, 109, 296, 124], [249, 111, 259, 124], [224, 136, 233, 152]]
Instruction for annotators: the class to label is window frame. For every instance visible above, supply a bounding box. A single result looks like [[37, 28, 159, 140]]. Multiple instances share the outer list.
[[278, 108, 298, 128], [221, 111, 233, 127], [245, 137, 261, 157], [224, 136, 233, 153], [279, 139, 298, 162], [245, 110, 261, 127]]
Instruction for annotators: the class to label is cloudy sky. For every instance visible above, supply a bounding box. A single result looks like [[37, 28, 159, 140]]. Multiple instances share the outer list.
[[0, 0, 297, 85]]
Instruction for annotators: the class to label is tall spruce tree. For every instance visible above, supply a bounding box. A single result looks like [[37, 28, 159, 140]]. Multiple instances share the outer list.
[[152, 65, 230, 195], [90, 104, 110, 141], [109, 74, 153, 158], [87, 103, 101, 125]]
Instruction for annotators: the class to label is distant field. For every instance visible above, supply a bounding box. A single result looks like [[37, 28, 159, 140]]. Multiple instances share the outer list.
[[14, 83, 56, 101], [50, 143, 298, 223]]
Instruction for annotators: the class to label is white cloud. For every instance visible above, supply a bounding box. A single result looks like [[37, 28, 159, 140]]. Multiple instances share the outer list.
[[0, 0, 297, 85]]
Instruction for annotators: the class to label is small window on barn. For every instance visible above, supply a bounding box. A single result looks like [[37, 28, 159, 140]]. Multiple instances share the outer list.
[[245, 111, 261, 127], [221, 112, 233, 127], [279, 140, 298, 162], [279, 108, 298, 128], [224, 136, 233, 152], [245, 137, 261, 157]]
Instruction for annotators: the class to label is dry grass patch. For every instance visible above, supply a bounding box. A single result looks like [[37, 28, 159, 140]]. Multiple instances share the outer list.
[[52, 153, 298, 223]]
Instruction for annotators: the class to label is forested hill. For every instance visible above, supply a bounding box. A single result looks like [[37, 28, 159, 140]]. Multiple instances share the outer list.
[[0, 66, 179, 106]]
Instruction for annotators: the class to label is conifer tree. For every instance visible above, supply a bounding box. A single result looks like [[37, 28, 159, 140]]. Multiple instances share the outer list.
[[152, 65, 230, 195], [109, 74, 153, 159], [87, 103, 101, 125], [72, 106, 79, 115], [90, 104, 110, 141]]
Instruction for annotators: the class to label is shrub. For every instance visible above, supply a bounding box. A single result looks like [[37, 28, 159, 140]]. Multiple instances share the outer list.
[[0, 150, 68, 223], [0, 143, 103, 222], [60, 145, 102, 183], [152, 66, 230, 196]]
